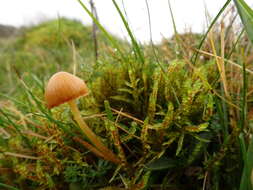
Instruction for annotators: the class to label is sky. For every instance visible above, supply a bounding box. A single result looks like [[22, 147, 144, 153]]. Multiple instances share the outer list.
[[0, 0, 252, 43]]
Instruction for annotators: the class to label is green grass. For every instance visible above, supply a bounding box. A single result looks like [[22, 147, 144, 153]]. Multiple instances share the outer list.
[[0, 0, 253, 189]]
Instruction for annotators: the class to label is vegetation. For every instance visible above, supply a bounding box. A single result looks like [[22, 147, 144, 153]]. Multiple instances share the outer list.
[[0, 0, 253, 189]]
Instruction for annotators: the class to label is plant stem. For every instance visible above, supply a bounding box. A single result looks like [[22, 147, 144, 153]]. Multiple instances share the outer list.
[[68, 100, 121, 164]]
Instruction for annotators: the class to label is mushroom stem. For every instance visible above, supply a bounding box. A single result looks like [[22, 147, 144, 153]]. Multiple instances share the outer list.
[[68, 100, 121, 164]]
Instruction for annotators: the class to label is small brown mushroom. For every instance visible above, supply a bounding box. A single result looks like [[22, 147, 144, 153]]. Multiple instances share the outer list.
[[45, 71, 120, 164], [45, 71, 89, 109]]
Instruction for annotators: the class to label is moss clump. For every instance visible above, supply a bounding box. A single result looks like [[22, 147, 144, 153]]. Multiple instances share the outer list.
[[89, 58, 216, 186], [92, 59, 215, 124]]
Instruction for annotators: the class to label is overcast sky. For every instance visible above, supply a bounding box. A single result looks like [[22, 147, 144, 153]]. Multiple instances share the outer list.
[[0, 0, 252, 43]]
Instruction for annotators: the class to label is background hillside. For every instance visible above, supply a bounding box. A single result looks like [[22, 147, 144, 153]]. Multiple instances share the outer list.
[[0, 18, 126, 96]]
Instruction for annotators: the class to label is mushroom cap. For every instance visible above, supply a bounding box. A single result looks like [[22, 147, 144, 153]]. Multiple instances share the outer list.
[[45, 71, 89, 109]]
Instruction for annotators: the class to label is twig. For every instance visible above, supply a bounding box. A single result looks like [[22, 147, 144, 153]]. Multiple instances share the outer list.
[[4, 152, 40, 160], [202, 171, 208, 190], [90, 0, 99, 61], [195, 49, 253, 75], [22, 130, 48, 140], [111, 108, 144, 124]]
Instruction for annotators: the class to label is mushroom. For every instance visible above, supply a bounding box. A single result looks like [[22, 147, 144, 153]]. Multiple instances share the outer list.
[[45, 71, 120, 164]]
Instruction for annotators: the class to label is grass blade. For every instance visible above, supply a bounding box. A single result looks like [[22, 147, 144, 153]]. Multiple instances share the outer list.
[[76, 0, 125, 59], [0, 183, 20, 190], [234, 0, 253, 44], [111, 0, 144, 64], [240, 134, 253, 190]]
